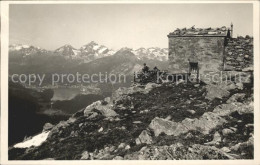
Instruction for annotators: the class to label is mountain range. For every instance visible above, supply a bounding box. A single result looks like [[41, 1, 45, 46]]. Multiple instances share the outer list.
[[9, 42, 168, 62]]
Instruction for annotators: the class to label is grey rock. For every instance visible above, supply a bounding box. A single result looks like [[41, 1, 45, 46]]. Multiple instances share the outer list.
[[118, 143, 126, 149], [42, 123, 54, 132], [187, 110, 196, 114], [84, 100, 118, 117], [149, 112, 226, 137], [136, 130, 153, 145], [221, 147, 231, 153], [81, 151, 90, 160], [204, 132, 221, 145], [113, 156, 124, 160], [205, 84, 230, 100], [133, 121, 142, 124], [226, 93, 246, 104], [222, 128, 234, 136]]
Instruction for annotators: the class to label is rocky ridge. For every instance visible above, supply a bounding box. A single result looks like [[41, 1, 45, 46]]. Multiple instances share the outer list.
[[9, 71, 253, 160], [9, 44, 48, 56]]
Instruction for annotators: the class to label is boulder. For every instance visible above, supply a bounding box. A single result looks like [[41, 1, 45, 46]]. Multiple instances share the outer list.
[[221, 147, 231, 153], [113, 156, 124, 160], [98, 127, 103, 132], [118, 143, 126, 149], [70, 130, 78, 137], [213, 100, 253, 115], [212, 103, 241, 116], [87, 112, 99, 119], [125, 145, 131, 150], [236, 82, 244, 90], [204, 132, 221, 145], [84, 100, 118, 117], [187, 110, 196, 114], [145, 83, 161, 92], [222, 128, 234, 136], [42, 123, 54, 132], [67, 117, 76, 124], [181, 112, 226, 135], [226, 93, 246, 103], [133, 121, 142, 124], [84, 101, 102, 116], [79, 123, 83, 127], [205, 84, 230, 100], [112, 83, 161, 101], [136, 130, 153, 145], [149, 112, 226, 137], [231, 136, 254, 152], [237, 103, 253, 115], [149, 117, 181, 136]]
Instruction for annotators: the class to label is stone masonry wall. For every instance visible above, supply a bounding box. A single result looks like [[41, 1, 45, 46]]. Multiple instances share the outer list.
[[224, 36, 253, 71], [168, 36, 225, 75]]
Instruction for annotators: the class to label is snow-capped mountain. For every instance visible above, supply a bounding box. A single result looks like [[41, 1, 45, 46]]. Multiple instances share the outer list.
[[80, 41, 115, 60], [132, 47, 168, 61], [9, 44, 31, 51], [116, 47, 168, 61], [9, 44, 47, 56], [9, 42, 168, 61], [54, 44, 80, 57], [53, 42, 115, 61]]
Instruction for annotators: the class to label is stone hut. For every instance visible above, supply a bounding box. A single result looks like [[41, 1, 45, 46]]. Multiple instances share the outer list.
[[167, 25, 230, 75], [167, 24, 253, 75]]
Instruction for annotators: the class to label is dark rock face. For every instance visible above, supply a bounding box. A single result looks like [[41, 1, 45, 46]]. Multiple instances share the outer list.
[[224, 36, 253, 71]]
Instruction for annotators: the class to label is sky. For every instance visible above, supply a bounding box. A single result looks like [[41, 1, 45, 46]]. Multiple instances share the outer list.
[[9, 3, 253, 50]]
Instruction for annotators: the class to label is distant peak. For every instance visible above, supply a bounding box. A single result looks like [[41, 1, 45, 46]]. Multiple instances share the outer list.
[[62, 44, 75, 48], [119, 47, 133, 52], [64, 44, 72, 47], [88, 41, 98, 45], [59, 44, 76, 49]]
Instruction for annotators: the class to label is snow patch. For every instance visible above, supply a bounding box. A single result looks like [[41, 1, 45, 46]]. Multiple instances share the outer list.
[[11, 44, 30, 50], [98, 47, 108, 54], [93, 45, 100, 50], [72, 49, 81, 56], [14, 131, 50, 148]]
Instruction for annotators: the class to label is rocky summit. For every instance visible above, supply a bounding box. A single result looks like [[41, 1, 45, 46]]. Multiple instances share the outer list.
[[9, 77, 253, 160]]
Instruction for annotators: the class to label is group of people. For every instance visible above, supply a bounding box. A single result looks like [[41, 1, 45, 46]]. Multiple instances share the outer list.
[[137, 63, 161, 83], [142, 63, 160, 74]]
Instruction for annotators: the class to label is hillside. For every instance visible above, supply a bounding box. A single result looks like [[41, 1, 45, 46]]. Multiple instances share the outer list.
[[8, 82, 70, 146], [9, 75, 253, 160]]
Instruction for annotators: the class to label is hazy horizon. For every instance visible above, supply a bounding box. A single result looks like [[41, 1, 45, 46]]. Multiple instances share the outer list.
[[10, 3, 253, 50]]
